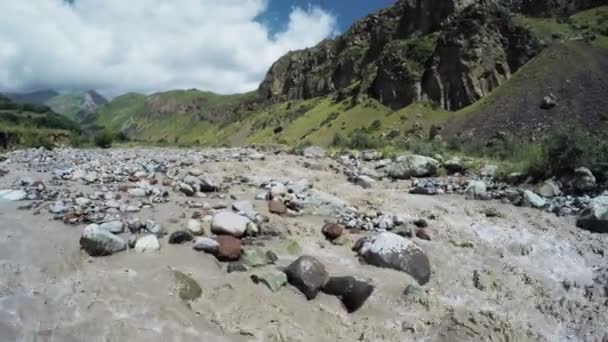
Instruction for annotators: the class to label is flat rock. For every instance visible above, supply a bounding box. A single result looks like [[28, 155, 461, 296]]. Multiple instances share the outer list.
[[193, 237, 219, 253], [80, 224, 126, 256], [99, 221, 124, 234], [174, 270, 202, 301], [241, 247, 269, 268], [0, 189, 26, 201], [134, 235, 161, 253], [284, 256, 329, 300], [211, 211, 251, 238], [354, 232, 431, 285], [321, 276, 374, 313], [252, 271, 288, 292]]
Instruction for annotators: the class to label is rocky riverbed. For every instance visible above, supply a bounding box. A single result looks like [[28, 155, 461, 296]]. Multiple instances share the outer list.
[[0, 147, 607, 342]]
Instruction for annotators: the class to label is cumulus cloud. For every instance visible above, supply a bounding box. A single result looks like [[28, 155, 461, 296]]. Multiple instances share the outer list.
[[0, 0, 336, 96]]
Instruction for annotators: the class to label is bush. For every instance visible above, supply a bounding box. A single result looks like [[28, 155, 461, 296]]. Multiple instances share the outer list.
[[94, 131, 114, 148], [347, 130, 378, 149]]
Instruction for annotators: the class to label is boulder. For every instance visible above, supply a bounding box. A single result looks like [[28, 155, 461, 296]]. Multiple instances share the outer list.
[[538, 179, 561, 198], [576, 196, 608, 233], [169, 230, 194, 244], [522, 190, 546, 209], [215, 235, 242, 261], [99, 221, 124, 234], [465, 180, 487, 199], [178, 183, 195, 196], [386, 155, 439, 179], [284, 256, 329, 300], [321, 276, 374, 313], [302, 146, 326, 158], [572, 167, 597, 192], [443, 157, 465, 174], [354, 175, 375, 189], [199, 177, 219, 192], [134, 235, 161, 253], [193, 237, 219, 253], [353, 232, 431, 285], [322, 223, 344, 240], [80, 224, 126, 256], [211, 211, 251, 238]]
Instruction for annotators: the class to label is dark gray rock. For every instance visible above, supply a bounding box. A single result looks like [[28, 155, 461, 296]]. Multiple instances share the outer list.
[[321, 276, 374, 313], [169, 230, 194, 244], [285, 256, 329, 300]]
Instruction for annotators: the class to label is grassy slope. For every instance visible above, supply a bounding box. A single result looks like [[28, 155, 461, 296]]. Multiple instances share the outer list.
[[95, 7, 608, 148], [46, 92, 85, 120]]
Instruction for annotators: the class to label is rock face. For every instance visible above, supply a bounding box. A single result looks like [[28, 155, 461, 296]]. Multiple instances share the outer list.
[[258, 0, 542, 111], [422, 4, 540, 110], [80, 224, 126, 256], [576, 196, 608, 233], [354, 232, 431, 285], [285, 256, 329, 300], [387, 155, 439, 179]]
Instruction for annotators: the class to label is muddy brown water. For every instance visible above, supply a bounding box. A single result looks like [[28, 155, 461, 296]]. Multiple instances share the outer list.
[[1, 149, 607, 341]]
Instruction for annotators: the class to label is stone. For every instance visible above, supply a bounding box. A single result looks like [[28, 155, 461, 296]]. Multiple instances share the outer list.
[[284, 256, 329, 300], [302, 146, 326, 158], [75, 197, 92, 207], [174, 270, 202, 301], [188, 168, 204, 176], [353, 232, 431, 285], [99, 221, 124, 234], [572, 167, 597, 192], [465, 181, 487, 199], [443, 157, 464, 174], [186, 219, 204, 236], [193, 237, 219, 253], [232, 200, 255, 214], [252, 271, 288, 292], [49, 201, 67, 214], [215, 235, 242, 261], [226, 262, 248, 273], [169, 230, 194, 244], [179, 183, 195, 196], [211, 211, 251, 238], [268, 199, 287, 215], [416, 228, 431, 241], [538, 179, 561, 198], [145, 220, 165, 236], [134, 235, 161, 253], [540, 94, 558, 109], [128, 188, 147, 197], [241, 247, 269, 268], [386, 155, 439, 179], [576, 195, 608, 233], [80, 224, 126, 256], [0, 189, 27, 201], [321, 276, 374, 313], [266, 250, 279, 263], [522, 190, 546, 209], [331, 235, 353, 247], [322, 223, 344, 240], [269, 183, 288, 198], [354, 175, 375, 189], [127, 219, 145, 234], [199, 177, 219, 192]]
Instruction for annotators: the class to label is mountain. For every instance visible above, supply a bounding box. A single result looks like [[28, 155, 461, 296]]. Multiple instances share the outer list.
[[95, 1, 608, 147], [4, 89, 60, 105], [0, 94, 80, 149], [46, 90, 108, 122]]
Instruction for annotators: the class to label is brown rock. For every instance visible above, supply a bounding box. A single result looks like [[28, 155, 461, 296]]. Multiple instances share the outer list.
[[117, 185, 131, 192], [322, 223, 344, 240], [215, 236, 242, 262], [162, 178, 173, 187], [268, 199, 287, 215], [416, 228, 431, 241]]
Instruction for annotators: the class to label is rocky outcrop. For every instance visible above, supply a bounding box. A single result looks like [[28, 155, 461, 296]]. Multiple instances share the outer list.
[[421, 4, 540, 110], [259, 0, 543, 111]]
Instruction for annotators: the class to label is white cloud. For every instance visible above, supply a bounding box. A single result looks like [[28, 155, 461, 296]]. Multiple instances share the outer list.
[[0, 0, 336, 96]]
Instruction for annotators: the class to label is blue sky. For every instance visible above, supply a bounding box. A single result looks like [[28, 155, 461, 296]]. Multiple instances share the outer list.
[[261, 0, 396, 34], [0, 0, 397, 95]]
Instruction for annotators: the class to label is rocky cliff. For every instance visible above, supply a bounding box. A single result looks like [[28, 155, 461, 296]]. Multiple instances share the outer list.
[[259, 0, 599, 111]]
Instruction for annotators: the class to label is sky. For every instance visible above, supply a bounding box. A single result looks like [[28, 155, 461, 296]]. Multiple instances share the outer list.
[[0, 0, 394, 97]]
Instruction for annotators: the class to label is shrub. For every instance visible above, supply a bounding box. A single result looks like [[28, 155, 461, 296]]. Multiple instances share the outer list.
[[94, 131, 114, 148], [348, 130, 378, 149]]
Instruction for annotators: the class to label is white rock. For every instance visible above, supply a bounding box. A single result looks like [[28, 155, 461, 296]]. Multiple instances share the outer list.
[[0, 189, 27, 201], [232, 200, 254, 214], [187, 219, 204, 236], [49, 201, 67, 214], [75, 197, 92, 207], [145, 220, 165, 235], [193, 237, 219, 253], [134, 235, 160, 253], [523, 190, 547, 209], [270, 183, 288, 198], [210, 211, 251, 237], [128, 188, 147, 197]]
